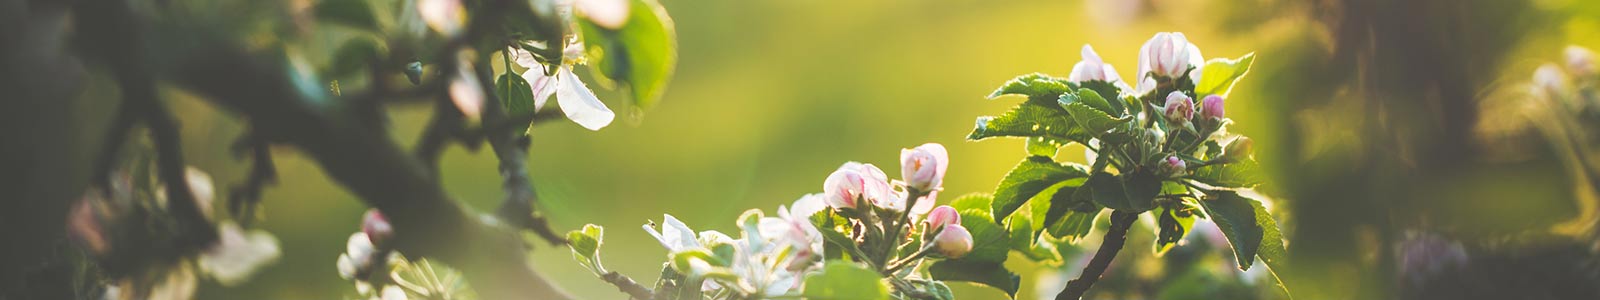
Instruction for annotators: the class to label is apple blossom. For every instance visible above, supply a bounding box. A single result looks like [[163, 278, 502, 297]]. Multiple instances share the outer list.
[[900, 143, 949, 191], [821, 162, 891, 210], [576, 0, 631, 29], [924, 205, 960, 232], [1136, 32, 1205, 94], [510, 45, 616, 130], [1069, 45, 1123, 83], [1158, 155, 1186, 177], [417, 0, 465, 36], [1163, 91, 1195, 125], [932, 224, 974, 259]]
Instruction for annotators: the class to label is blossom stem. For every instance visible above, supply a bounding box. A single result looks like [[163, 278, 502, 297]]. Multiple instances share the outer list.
[[1056, 211, 1138, 299], [883, 242, 934, 275], [879, 189, 925, 271]]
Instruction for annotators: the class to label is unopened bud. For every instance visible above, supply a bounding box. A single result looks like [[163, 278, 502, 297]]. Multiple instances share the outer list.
[[924, 205, 961, 232], [1163, 92, 1195, 125], [362, 209, 393, 248], [933, 224, 974, 259], [900, 143, 949, 191], [1139, 32, 1202, 79], [1158, 156, 1187, 177], [1200, 95, 1225, 122]]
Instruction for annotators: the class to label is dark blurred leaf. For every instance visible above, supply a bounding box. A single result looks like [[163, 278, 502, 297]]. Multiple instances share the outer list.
[[1153, 202, 1197, 255], [314, 0, 380, 31], [1084, 171, 1159, 213], [804, 261, 889, 300], [1197, 190, 1287, 275], [927, 259, 1020, 297], [992, 156, 1089, 220], [323, 38, 383, 79], [1033, 179, 1100, 243]]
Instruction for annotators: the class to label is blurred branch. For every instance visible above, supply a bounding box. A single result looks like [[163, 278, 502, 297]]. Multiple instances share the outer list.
[[472, 58, 566, 246], [228, 132, 277, 226], [1056, 211, 1138, 300], [602, 271, 656, 300]]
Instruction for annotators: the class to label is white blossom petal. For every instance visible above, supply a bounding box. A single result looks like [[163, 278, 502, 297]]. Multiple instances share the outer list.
[[522, 68, 557, 112], [576, 0, 631, 29], [417, 0, 465, 36], [555, 67, 615, 130], [199, 222, 281, 286]]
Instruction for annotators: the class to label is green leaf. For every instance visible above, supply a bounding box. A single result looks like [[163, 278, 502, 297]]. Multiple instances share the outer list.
[[1083, 171, 1160, 213], [323, 38, 383, 79], [1060, 101, 1132, 139], [992, 156, 1090, 220], [1077, 80, 1126, 111], [988, 73, 1076, 103], [954, 206, 1011, 263], [1153, 202, 1199, 255], [1033, 180, 1100, 242], [1195, 53, 1256, 97], [949, 193, 993, 212], [579, 0, 677, 110], [928, 259, 1020, 297], [1197, 191, 1286, 272], [968, 101, 1090, 146], [1025, 136, 1062, 157], [803, 261, 889, 300], [314, 0, 380, 32], [565, 224, 605, 273], [1191, 158, 1265, 188], [496, 73, 537, 135], [1071, 88, 1118, 117]]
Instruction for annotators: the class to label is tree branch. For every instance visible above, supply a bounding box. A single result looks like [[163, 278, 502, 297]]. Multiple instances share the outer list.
[[602, 271, 656, 300], [1056, 211, 1139, 300]]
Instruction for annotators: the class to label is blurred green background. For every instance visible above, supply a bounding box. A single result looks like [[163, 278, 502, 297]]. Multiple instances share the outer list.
[[39, 0, 1600, 299]]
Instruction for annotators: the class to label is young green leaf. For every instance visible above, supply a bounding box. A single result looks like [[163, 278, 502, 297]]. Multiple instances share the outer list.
[[1194, 53, 1256, 97], [988, 73, 1076, 103], [1196, 190, 1285, 271], [1190, 158, 1265, 188], [992, 156, 1090, 220], [1072, 87, 1120, 117], [803, 261, 890, 300], [1025, 136, 1064, 157], [955, 207, 1011, 263], [579, 0, 677, 110], [1082, 171, 1160, 213], [949, 193, 994, 212], [927, 259, 1021, 297], [968, 101, 1091, 146], [565, 224, 605, 273], [495, 73, 538, 135], [1153, 202, 1198, 255], [1060, 101, 1132, 139], [1031, 180, 1101, 242]]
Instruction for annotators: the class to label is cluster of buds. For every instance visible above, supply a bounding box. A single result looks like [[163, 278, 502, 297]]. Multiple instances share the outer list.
[[820, 143, 972, 262], [335, 209, 410, 300]]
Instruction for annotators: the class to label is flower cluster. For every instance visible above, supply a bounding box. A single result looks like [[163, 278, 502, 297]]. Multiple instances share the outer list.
[[334, 209, 472, 300], [585, 143, 967, 299]]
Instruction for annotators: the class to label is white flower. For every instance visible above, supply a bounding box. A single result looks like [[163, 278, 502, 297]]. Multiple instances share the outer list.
[[510, 46, 616, 130], [1136, 32, 1205, 95], [198, 222, 281, 286], [1069, 45, 1127, 84], [758, 194, 826, 270], [379, 285, 409, 300], [644, 214, 702, 253], [337, 232, 377, 280]]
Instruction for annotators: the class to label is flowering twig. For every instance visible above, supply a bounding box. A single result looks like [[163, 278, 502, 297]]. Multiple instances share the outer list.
[[601, 271, 657, 300], [1056, 211, 1138, 300]]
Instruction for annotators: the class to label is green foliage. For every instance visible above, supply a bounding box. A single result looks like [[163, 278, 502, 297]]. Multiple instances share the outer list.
[[565, 224, 605, 274], [968, 101, 1087, 146], [987, 73, 1076, 103], [496, 73, 538, 134], [1081, 171, 1161, 213], [991, 156, 1090, 221], [314, 0, 381, 32], [928, 259, 1020, 298], [803, 261, 889, 300], [1060, 101, 1132, 139], [1033, 180, 1099, 242], [1152, 202, 1198, 255], [1195, 191, 1287, 282], [579, 0, 677, 110], [1194, 53, 1256, 97], [1190, 158, 1265, 188], [324, 38, 384, 79]]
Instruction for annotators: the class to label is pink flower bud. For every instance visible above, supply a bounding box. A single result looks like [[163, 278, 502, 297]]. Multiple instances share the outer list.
[[900, 143, 949, 191], [924, 205, 961, 232], [1069, 45, 1123, 83], [1200, 95, 1225, 121], [362, 209, 393, 248], [1158, 155, 1186, 176], [1163, 92, 1195, 125], [823, 162, 890, 210], [933, 224, 974, 259]]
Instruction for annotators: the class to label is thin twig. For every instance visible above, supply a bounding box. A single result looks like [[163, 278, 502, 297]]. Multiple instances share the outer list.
[[1056, 211, 1138, 300], [602, 271, 656, 300], [228, 132, 278, 226]]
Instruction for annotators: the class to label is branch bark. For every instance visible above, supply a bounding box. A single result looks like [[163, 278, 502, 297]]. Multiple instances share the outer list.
[[1056, 211, 1139, 300]]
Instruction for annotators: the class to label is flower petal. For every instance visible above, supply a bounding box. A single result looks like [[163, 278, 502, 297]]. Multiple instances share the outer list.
[[522, 68, 557, 112], [199, 222, 282, 286], [556, 68, 615, 130]]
